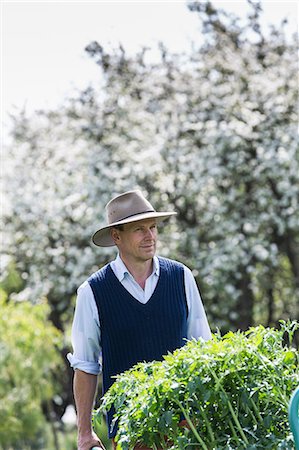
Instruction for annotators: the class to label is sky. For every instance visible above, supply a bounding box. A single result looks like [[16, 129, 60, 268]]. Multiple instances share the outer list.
[[1, 1, 298, 127]]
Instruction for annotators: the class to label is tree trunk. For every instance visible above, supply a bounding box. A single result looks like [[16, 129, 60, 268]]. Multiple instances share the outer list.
[[266, 283, 275, 327], [284, 233, 299, 290], [235, 268, 254, 330]]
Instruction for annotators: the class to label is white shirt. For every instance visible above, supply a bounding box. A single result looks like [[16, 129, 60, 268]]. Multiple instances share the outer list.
[[67, 255, 211, 375]]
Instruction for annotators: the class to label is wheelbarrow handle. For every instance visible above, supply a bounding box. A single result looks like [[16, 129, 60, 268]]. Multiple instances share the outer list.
[[289, 386, 299, 450]]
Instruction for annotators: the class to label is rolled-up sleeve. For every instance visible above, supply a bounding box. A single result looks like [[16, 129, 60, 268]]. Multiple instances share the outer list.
[[184, 266, 212, 341], [67, 281, 102, 375]]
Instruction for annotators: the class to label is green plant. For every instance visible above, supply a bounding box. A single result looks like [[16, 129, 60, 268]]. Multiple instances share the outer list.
[[0, 293, 63, 449], [94, 321, 298, 449], [92, 410, 113, 450]]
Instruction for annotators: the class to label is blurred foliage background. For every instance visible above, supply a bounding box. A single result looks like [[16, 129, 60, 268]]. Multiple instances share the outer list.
[[1, 1, 298, 448]]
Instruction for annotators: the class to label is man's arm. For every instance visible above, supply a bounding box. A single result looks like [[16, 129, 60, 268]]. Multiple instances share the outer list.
[[67, 282, 104, 448], [183, 266, 212, 341], [74, 369, 105, 450]]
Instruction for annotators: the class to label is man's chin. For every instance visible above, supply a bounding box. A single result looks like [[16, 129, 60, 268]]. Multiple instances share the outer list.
[[140, 248, 156, 259]]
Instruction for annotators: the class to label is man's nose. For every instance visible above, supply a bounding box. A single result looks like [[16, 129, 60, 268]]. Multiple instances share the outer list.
[[145, 228, 155, 239]]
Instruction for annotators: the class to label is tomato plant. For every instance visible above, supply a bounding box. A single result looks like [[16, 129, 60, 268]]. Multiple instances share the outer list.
[[95, 321, 298, 449]]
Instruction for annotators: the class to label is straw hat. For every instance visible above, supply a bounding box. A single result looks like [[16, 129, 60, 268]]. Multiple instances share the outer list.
[[92, 190, 176, 247]]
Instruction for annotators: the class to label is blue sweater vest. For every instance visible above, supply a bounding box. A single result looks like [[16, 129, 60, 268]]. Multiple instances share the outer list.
[[88, 256, 188, 438]]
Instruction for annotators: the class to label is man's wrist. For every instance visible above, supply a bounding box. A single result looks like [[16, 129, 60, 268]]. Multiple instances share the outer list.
[[78, 429, 93, 438]]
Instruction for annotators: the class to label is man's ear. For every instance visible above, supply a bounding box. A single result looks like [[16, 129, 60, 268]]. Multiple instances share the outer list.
[[110, 228, 120, 243]]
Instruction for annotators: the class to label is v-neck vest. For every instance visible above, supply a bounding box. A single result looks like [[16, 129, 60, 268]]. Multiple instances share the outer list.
[[88, 256, 188, 437]]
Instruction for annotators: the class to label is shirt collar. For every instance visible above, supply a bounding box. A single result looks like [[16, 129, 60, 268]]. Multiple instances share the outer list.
[[113, 254, 160, 282]]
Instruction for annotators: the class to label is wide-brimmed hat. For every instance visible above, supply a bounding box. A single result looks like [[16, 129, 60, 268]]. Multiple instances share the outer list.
[[92, 190, 176, 247]]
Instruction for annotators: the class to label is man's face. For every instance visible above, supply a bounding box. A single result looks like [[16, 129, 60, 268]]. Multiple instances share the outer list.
[[111, 218, 158, 263]]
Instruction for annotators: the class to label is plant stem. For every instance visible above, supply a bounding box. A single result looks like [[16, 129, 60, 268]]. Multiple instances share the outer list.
[[228, 419, 239, 444], [198, 403, 216, 446], [209, 369, 249, 445], [174, 400, 209, 450], [235, 374, 263, 424]]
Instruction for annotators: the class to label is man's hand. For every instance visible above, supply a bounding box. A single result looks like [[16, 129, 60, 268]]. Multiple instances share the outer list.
[[78, 429, 106, 450]]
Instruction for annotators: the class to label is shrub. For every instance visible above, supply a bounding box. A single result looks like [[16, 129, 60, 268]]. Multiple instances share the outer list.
[[0, 293, 63, 449], [95, 321, 298, 449]]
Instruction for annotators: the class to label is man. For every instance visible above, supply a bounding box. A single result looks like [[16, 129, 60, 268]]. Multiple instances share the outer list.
[[68, 190, 211, 450]]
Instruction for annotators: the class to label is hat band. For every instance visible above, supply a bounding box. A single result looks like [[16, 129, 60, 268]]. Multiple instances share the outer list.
[[113, 209, 155, 223]]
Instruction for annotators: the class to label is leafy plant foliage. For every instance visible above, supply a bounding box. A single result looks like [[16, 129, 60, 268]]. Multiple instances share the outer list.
[[96, 321, 299, 449], [0, 293, 63, 449]]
